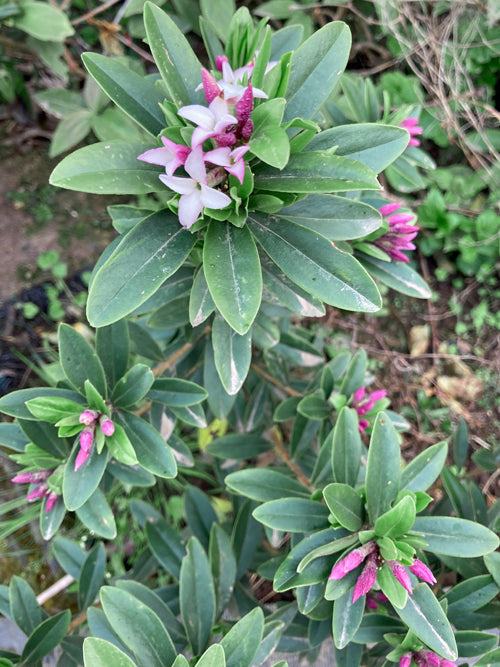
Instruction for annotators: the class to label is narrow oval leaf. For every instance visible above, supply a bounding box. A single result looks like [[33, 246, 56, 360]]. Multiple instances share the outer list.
[[111, 364, 154, 408], [323, 483, 363, 532], [179, 537, 216, 655], [209, 524, 237, 620], [398, 583, 457, 661], [248, 213, 381, 313], [95, 320, 130, 390], [21, 610, 71, 664], [197, 645, 226, 667], [0, 388, 84, 421], [204, 222, 262, 334], [212, 315, 252, 395], [206, 433, 272, 460], [83, 638, 137, 667], [220, 608, 264, 667], [284, 21, 351, 122], [225, 468, 310, 502], [277, 195, 381, 240], [189, 266, 216, 326], [50, 142, 165, 193], [116, 412, 177, 479], [63, 441, 108, 511], [413, 516, 500, 557], [306, 124, 409, 173], [254, 152, 380, 192], [365, 412, 401, 523], [100, 586, 176, 667], [82, 53, 166, 135], [59, 323, 107, 397], [331, 407, 362, 487], [400, 441, 448, 492], [144, 2, 204, 107], [333, 588, 365, 649], [253, 498, 330, 533], [148, 378, 208, 407], [146, 516, 186, 580], [87, 210, 196, 327], [78, 542, 106, 610], [358, 253, 432, 299], [76, 489, 117, 540], [9, 576, 41, 636]]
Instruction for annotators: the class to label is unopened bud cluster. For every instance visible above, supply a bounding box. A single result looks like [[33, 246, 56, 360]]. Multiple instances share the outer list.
[[400, 650, 455, 667], [11, 469, 59, 512], [76, 410, 115, 471], [329, 540, 436, 602]]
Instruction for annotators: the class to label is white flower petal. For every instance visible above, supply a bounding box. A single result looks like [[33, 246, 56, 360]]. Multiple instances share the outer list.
[[159, 174, 196, 195], [137, 146, 173, 166], [178, 104, 214, 129], [204, 147, 231, 167], [178, 191, 204, 228], [200, 184, 231, 210], [185, 145, 207, 183]]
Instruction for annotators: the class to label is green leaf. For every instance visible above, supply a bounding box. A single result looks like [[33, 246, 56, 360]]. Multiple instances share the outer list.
[[358, 253, 432, 298], [443, 575, 500, 618], [0, 388, 84, 421], [25, 396, 83, 423], [352, 613, 405, 643], [87, 210, 195, 327], [206, 433, 271, 460], [83, 638, 137, 667], [200, 0, 235, 41], [412, 516, 500, 557], [63, 442, 108, 511], [284, 21, 351, 122], [225, 468, 310, 502], [53, 536, 86, 579], [248, 213, 381, 312], [212, 315, 252, 395], [0, 422, 29, 451], [365, 412, 401, 523], [50, 141, 165, 194], [249, 125, 290, 169], [231, 500, 262, 580], [180, 537, 216, 655], [95, 320, 130, 390], [221, 608, 264, 667], [116, 412, 177, 479], [40, 495, 66, 540], [49, 109, 93, 157], [339, 348, 367, 398], [15, 0, 73, 40], [105, 424, 138, 466], [209, 524, 237, 620], [277, 195, 381, 240], [455, 630, 498, 659], [203, 339, 237, 419], [253, 498, 330, 533], [76, 489, 117, 540], [254, 151, 380, 192], [204, 222, 262, 335], [297, 393, 330, 420], [59, 323, 107, 397], [332, 588, 365, 649], [262, 256, 325, 317], [82, 53, 165, 136], [377, 561, 408, 609], [306, 124, 409, 173], [78, 542, 106, 610], [331, 407, 362, 487], [21, 610, 71, 663], [146, 516, 186, 580], [323, 483, 363, 532], [143, 2, 203, 107], [398, 583, 457, 661], [100, 586, 176, 667], [197, 645, 226, 667], [111, 364, 154, 408], [334, 642, 363, 667], [374, 495, 416, 539], [9, 576, 41, 636], [400, 441, 448, 492], [148, 378, 208, 407], [185, 486, 217, 551], [189, 266, 215, 327]]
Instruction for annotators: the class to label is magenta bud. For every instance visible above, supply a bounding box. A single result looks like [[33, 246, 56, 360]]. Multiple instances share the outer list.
[[409, 558, 436, 585], [389, 561, 413, 593], [352, 554, 378, 602], [236, 84, 254, 124], [215, 132, 237, 147], [216, 55, 228, 72], [365, 595, 378, 610], [26, 483, 48, 501], [100, 417, 115, 437], [201, 68, 221, 104], [379, 202, 402, 217], [75, 447, 91, 472], [399, 655, 412, 667], [440, 660, 456, 667], [240, 119, 254, 141], [329, 549, 365, 580], [12, 472, 37, 484], [424, 652, 440, 667], [45, 491, 58, 513], [358, 418, 370, 433], [80, 427, 94, 452], [79, 409, 98, 425]]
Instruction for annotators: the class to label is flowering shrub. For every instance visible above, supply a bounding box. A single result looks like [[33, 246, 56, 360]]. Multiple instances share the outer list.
[[0, 4, 499, 667]]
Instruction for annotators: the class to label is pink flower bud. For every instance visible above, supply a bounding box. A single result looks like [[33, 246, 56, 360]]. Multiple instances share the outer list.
[[79, 427, 94, 452], [75, 447, 91, 472], [424, 652, 440, 667], [379, 202, 402, 217], [399, 655, 412, 667], [329, 549, 365, 580], [365, 595, 378, 610], [409, 558, 436, 585], [201, 68, 221, 104], [235, 84, 254, 125], [215, 132, 237, 147], [79, 410, 98, 425], [45, 491, 59, 513], [389, 561, 413, 593], [240, 119, 254, 141], [12, 469, 50, 484], [352, 552, 378, 602], [440, 659, 456, 667], [216, 55, 229, 72], [26, 483, 48, 501], [100, 417, 115, 437]]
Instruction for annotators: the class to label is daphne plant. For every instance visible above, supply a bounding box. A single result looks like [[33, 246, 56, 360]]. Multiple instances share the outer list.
[[0, 3, 499, 667]]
